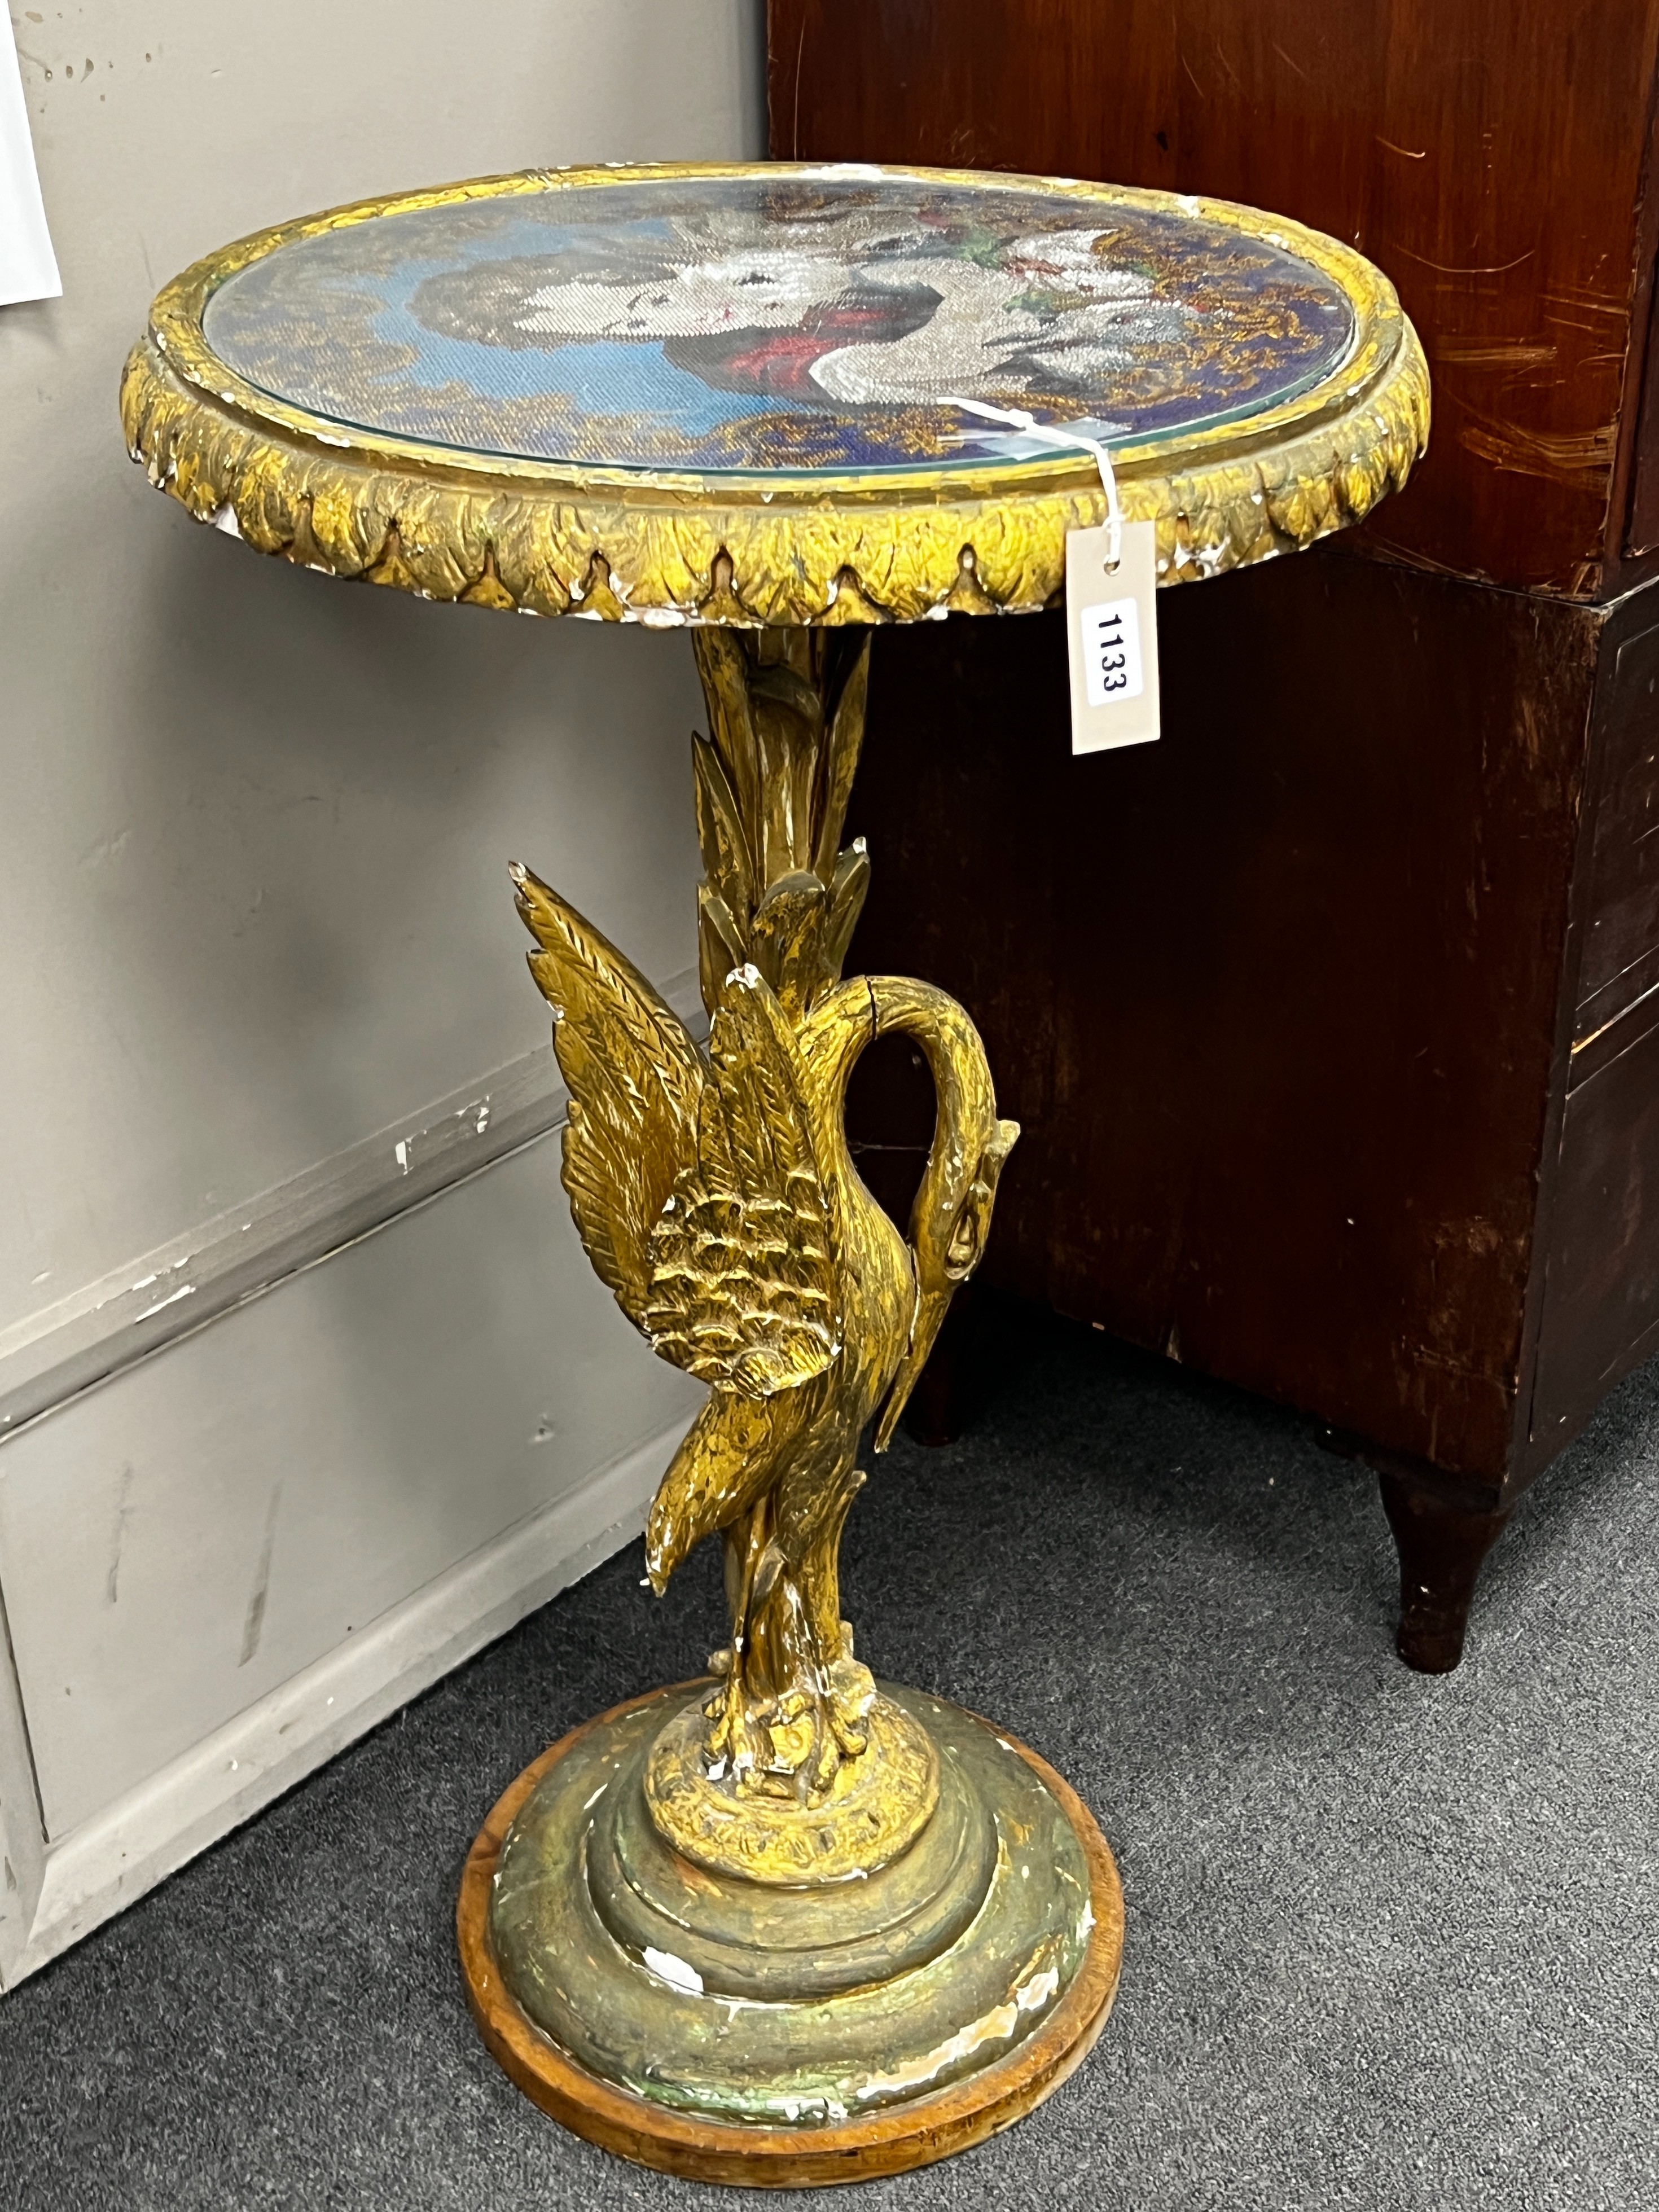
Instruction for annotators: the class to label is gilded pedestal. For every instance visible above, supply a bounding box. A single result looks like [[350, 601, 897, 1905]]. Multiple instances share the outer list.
[[466, 629, 1120, 2176]]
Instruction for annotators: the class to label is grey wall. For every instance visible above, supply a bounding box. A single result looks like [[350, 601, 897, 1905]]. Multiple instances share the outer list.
[[0, 1, 766, 1980], [1, 0, 762, 1326]]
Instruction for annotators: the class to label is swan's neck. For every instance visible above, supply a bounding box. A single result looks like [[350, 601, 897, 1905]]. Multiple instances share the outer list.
[[801, 976, 997, 1205], [798, 978, 880, 1196]]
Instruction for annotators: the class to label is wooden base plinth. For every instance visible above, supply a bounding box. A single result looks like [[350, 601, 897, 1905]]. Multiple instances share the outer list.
[[457, 1686, 1123, 2188]]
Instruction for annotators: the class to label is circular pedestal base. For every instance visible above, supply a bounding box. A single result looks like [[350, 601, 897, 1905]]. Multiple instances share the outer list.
[[457, 1682, 1122, 2188]]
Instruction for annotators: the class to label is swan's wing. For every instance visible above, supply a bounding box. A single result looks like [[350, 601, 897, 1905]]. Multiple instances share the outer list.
[[511, 863, 703, 1332], [643, 964, 841, 1398]]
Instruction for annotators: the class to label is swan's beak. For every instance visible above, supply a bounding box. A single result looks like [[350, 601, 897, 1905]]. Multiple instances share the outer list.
[[874, 1284, 953, 1452], [873, 1117, 1019, 1451]]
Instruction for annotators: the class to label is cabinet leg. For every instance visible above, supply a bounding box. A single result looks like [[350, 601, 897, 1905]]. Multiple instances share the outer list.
[[1376, 1470, 1513, 1674]]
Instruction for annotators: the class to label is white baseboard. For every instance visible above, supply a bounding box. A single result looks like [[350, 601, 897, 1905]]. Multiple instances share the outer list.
[[0, 1412, 684, 1989]]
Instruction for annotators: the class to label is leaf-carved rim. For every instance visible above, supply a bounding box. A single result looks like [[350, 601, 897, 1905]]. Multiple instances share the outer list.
[[121, 159, 1430, 624]]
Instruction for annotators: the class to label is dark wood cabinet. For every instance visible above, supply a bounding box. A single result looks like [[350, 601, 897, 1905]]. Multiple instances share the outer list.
[[771, 0, 1659, 1665], [770, 0, 1659, 600]]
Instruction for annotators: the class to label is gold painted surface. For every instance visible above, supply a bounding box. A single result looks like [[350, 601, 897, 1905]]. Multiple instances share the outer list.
[[512, 627, 1018, 1880], [121, 161, 1429, 624], [646, 1684, 938, 1885]]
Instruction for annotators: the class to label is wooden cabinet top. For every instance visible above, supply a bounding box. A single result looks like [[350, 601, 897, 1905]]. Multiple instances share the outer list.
[[769, 0, 1659, 601]]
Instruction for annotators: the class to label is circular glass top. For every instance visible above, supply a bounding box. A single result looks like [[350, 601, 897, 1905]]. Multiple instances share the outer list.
[[125, 164, 1428, 624], [200, 170, 1357, 479]]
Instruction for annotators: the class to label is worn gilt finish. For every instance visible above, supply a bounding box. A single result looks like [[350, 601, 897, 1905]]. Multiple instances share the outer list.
[[121, 163, 1427, 626], [459, 1685, 1125, 2186], [513, 628, 1017, 1862], [124, 159, 1427, 2178], [486, 629, 1119, 2161]]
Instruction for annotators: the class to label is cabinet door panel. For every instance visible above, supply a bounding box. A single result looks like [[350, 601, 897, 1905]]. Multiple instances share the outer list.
[[844, 552, 1593, 1480], [1574, 624, 1659, 1042], [1531, 1005, 1659, 1458]]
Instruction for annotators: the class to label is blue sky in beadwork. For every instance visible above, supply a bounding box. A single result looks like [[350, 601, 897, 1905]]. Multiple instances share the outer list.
[[203, 175, 1355, 475]]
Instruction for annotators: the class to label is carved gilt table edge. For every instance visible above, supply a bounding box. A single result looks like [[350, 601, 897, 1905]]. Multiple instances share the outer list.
[[457, 1682, 1126, 2188], [120, 159, 1430, 627]]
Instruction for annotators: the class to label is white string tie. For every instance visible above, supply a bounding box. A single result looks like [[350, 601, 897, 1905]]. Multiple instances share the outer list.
[[941, 396, 1123, 570]]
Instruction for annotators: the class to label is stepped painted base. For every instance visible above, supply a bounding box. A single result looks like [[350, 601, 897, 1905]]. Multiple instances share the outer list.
[[458, 1682, 1122, 2188]]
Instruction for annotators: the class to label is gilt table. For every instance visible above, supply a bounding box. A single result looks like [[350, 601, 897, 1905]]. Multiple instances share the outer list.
[[122, 160, 1427, 2185]]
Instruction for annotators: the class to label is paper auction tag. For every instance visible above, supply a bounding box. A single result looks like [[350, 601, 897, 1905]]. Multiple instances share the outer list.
[[1066, 521, 1160, 754]]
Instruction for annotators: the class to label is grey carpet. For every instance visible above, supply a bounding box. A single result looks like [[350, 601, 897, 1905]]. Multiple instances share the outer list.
[[0, 1305, 1652, 2210]]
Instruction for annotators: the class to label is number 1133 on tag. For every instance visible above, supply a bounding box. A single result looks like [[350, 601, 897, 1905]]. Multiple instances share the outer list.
[[1083, 598, 1143, 704], [1065, 520, 1161, 753]]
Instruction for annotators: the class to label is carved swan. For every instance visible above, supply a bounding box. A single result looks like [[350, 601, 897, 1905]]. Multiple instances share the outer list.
[[511, 862, 1016, 1805]]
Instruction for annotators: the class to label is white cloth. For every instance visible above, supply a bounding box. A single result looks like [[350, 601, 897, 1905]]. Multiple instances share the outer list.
[[0, 14, 60, 305]]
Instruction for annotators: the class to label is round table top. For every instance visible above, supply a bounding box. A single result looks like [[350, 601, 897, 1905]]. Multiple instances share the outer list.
[[122, 163, 1428, 626]]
